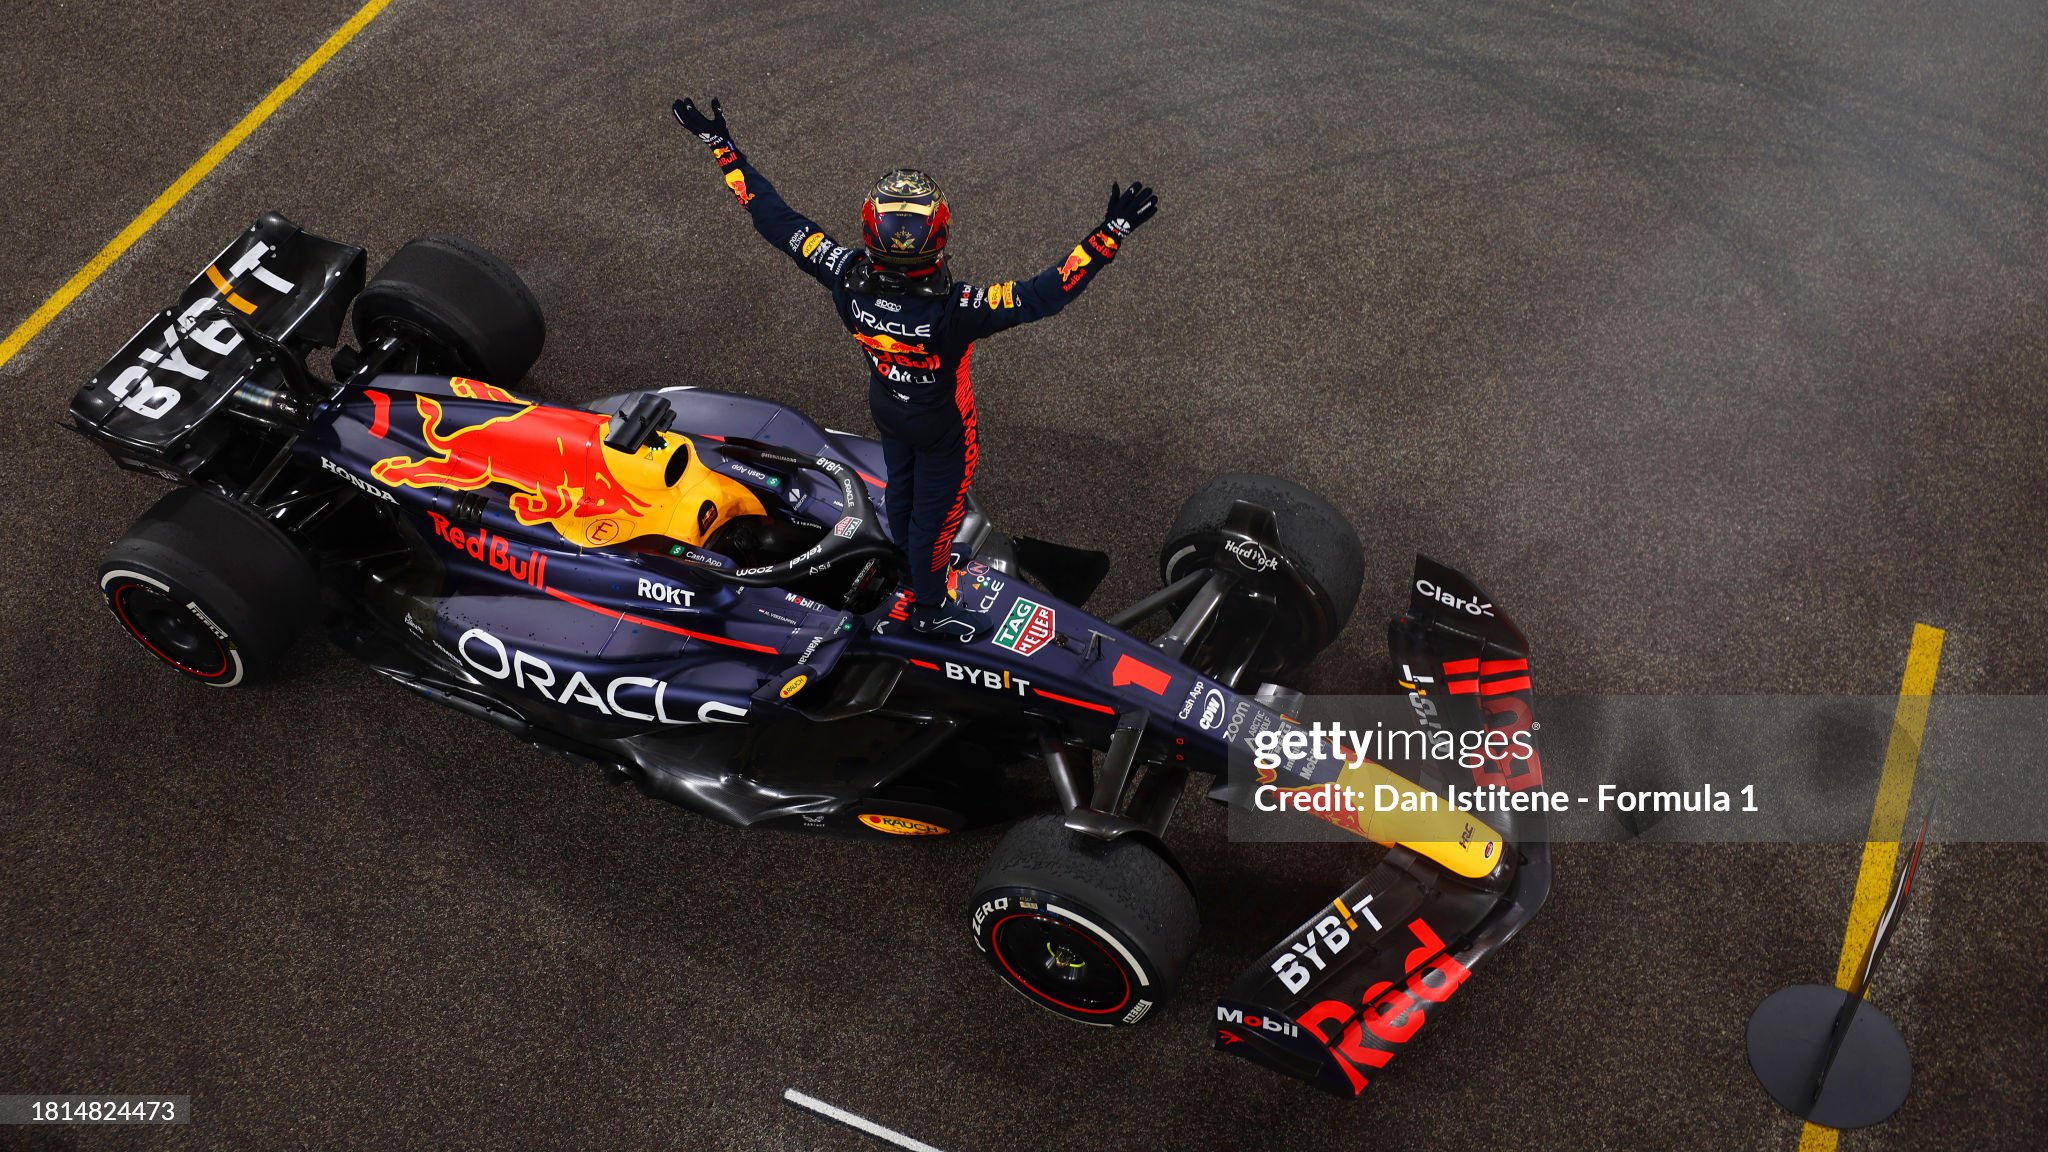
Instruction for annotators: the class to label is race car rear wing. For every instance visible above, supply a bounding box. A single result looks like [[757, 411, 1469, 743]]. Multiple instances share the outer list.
[[67, 212, 364, 480], [1214, 556, 1553, 1095]]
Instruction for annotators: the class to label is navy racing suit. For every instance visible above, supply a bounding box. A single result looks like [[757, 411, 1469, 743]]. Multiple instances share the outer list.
[[707, 148, 1129, 609]]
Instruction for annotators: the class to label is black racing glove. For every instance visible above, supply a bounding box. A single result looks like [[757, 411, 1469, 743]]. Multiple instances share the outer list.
[[672, 96, 735, 153], [1101, 181, 1159, 239]]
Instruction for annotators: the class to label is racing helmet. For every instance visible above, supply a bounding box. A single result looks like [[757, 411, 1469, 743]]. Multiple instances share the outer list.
[[860, 169, 950, 277]]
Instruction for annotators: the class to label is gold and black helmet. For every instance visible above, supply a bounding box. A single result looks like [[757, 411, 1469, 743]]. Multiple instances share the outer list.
[[859, 169, 951, 276]]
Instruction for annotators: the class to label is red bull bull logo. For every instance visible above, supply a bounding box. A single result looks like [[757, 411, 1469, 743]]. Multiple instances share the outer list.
[[854, 331, 940, 371], [449, 377, 519, 402], [853, 332, 930, 356], [1057, 245, 1091, 291], [373, 395, 650, 526], [725, 168, 754, 206], [370, 392, 766, 549]]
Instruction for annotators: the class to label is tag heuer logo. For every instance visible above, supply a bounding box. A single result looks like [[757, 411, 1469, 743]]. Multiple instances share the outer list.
[[992, 597, 1056, 656]]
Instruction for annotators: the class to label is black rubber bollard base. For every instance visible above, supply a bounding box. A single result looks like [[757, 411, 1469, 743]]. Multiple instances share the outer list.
[[1747, 984, 1912, 1129]]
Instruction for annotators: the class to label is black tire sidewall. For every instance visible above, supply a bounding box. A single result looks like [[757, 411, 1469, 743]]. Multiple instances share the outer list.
[[969, 815, 1197, 1027], [1159, 472, 1366, 657], [353, 236, 545, 387], [97, 488, 316, 686]]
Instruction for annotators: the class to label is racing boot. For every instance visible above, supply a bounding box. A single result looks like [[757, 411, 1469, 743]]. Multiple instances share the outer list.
[[907, 600, 951, 633]]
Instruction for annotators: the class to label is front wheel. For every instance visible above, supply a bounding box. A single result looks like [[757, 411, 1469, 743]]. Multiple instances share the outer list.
[[352, 234, 546, 387], [1159, 473, 1365, 681], [970, 815, 1198, 1027]]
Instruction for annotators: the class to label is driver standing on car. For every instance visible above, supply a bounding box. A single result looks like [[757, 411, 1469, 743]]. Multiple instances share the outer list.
[[672, 96, 1158, 632]]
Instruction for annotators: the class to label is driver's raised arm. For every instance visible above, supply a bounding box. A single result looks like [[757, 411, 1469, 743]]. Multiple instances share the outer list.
[[954, 182, 1159, 340], [671, 97, 858, 289]]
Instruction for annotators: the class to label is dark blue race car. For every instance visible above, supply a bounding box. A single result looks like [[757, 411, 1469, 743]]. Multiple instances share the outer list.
[[69, 214, 1550, 1096]]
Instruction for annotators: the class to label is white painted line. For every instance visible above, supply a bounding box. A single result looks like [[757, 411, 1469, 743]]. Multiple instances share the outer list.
[[783, 1089, 948, 1152]]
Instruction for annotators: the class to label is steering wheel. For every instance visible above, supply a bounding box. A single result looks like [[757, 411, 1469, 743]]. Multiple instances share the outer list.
[[664, 439, 899, 587]]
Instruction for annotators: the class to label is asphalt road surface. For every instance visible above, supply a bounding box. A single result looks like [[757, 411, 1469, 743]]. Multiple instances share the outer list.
[[4, 0, 2045, 1148]]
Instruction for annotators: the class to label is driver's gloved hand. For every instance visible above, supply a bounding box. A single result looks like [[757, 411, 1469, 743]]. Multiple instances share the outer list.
[[1100, 181, 1159, 240], [672, 96, 736, 154]]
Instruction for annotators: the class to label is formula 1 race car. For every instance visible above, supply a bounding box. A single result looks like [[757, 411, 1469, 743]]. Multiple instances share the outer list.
[[68, 214, 1551, 1096]]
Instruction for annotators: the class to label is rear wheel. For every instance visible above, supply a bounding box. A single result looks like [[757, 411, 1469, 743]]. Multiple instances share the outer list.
[[352, 235, 545, 387], [970, 815, 1197, 1026], [98, 487, 318, 687]]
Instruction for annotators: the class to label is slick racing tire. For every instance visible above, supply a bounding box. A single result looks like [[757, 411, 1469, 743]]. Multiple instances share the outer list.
[[98, 487, 318, 687], [970, 815, 1197, 1027], [1160, 474, 1365, 675], [353, 234, 546, 387]]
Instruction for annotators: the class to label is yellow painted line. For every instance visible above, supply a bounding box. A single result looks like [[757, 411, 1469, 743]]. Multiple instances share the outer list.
[[1835, 624, 1944, 984], [1799, 1118, 1840, 1152], [1798, 622, 1944, 1151], [0, 0, 394, 371]]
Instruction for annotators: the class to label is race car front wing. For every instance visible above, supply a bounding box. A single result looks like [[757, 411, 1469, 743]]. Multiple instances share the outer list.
[[1214, 557, 1553, 1095]]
